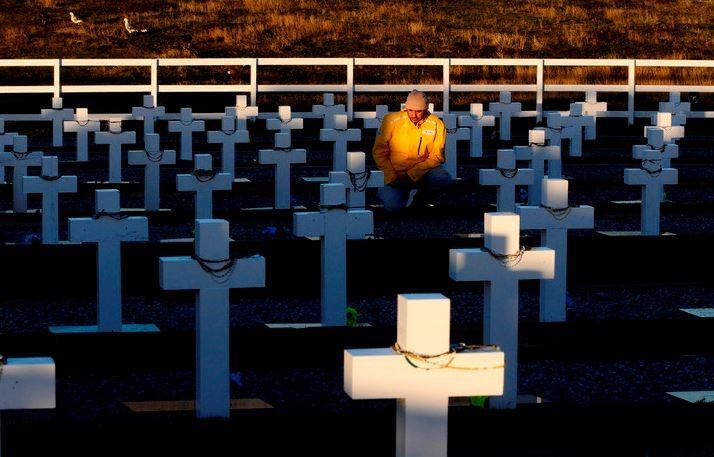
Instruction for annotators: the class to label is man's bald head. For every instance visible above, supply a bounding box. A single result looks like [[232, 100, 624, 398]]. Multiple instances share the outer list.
[[405, 90, 428, 111]]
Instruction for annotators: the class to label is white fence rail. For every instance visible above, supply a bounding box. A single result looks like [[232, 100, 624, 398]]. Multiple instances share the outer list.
[[0, 58, 712, 124]]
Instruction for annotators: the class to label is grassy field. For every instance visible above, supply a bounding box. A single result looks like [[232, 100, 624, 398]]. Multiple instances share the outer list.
[[1, 0, 711, 60], [0, 0, 712, 99]]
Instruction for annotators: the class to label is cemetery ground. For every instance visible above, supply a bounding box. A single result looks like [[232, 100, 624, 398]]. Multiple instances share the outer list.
[[0, 110, 713, 456]]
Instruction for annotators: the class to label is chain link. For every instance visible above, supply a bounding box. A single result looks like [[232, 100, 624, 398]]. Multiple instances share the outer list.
[[484, 245, 528, 267], [391, 342, 504, 371]]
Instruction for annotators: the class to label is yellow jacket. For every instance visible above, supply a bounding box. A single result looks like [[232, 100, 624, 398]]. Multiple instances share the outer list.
[[372, 111, 446, 184]]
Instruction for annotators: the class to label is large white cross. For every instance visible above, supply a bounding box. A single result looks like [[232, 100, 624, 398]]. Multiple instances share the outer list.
[[265, 106, 304, 136], [206, 114, 250, 177], [570, 91, 607, 140], [442, 114, 469, 179], [39, 97, 74, 147], [94, 118, 137, 183], [514, 130, 561, 205], [479, 149, 534, 212], [127, 133, 176, 211], [450, 212, 554, 408], [131, 94, 165, 136], [159, 219, 266, 418], [458, 103, 495, 158], [293, 183, 373, 326], [488, 91, 522, 141], [168, 107, 206, 161], [311, 93, 346, 129], [659, 92, 691, 116], [66, 189, 149, 332], [177, 154, 233, 219], [226, 95, 259, 130], [258, 132, 306, 209], [634, 127, 679, 202], [647, 112, 685, 143], [624, 152, 678, 236], [516, 179, 594, 322], [22, 156, 77, 244], [344, 293, 504, 457], [320, 114, 361, 172], [362, 105, 389, 130], [560, 104, 594, 157], [63, 108, 101, 162], [328, 151, 384, 210], [0, 135, 42, 213]]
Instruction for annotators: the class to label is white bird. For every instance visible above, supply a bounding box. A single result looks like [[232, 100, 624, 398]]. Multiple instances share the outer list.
[[123, 17, 147, 33], [70, 12, 83, 24]]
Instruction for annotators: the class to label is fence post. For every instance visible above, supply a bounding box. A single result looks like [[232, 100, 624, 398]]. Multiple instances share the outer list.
[[54, 59, 61, 98], [442, 60, 450, 114], [151, 59, 158, 103], [250, 58, 258, 107], [347, 59, 354, 121], [628, 59, 636, 125], [536, 59, 544, 123]]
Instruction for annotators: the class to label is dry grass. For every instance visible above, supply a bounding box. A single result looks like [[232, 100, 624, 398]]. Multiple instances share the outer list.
[[0, 0, 711, 87]]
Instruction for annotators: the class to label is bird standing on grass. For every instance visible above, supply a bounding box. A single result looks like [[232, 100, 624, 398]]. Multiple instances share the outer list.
[[124, 17, 148, 33], [70, 12, 83, 24]]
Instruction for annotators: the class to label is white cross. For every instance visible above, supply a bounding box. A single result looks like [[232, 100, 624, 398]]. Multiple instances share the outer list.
[[634, 127, 679, 203], [67, 189, 149, 332], [560, 104, 594, 157], [265, 106, 304, 137], [458, 103, 495, 158], [514, 130, 561, 205], [328, 151, 384, 210], [320, 114, 361, 171], [94, 118, 137, 183], [542, 112, 563, 148], [159, 219, 266, 418], [39, 97, 74, 147], [128, 133, 176, 211], [488, 91, 522, 141], [479, 149, 534, 212], [131, 94, 166, 136], [516, 179, 594, 322], [647, 112, 685, 143], [570, 91, 607, 140], [362, 105, 389, 130], [258, 132, 306, 209], [226, 95, 259, 130], [0, 135, 42, 213], [344, 293, 504, 457], [311, 93, 346, 129], [22, 156, 77, 244], [450, 212, 554, 408], [624, 152, 678, 236], [168, 107, 206, 161], [63, 108, 100, 162], [659, 92, 691, 116], [442, 114, 469, 179], [206, 114, 250, 177], [293, 183, 373, 326], [177, 154, 233, 219]]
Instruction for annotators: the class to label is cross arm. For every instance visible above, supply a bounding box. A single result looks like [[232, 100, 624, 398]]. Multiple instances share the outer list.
[[517, 205, 595, 230], [22, 175, 77, 193], [344, 347, 504, 399], [68, 216, 148, 243], [449, 247, 555, 281], [159, 255, 266, 290], [293, 211, 325, 237], [624, 168, 678, 186], [479, 168, 534, 186], [347, 210, 374, 236]]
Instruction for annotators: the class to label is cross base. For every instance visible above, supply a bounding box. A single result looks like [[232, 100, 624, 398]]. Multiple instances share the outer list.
[[48, 323, 160, 334], [264, 322, 372, 329]]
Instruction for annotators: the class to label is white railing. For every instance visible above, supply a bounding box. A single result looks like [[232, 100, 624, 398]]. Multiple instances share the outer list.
[[0, 58, 712, 124]]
